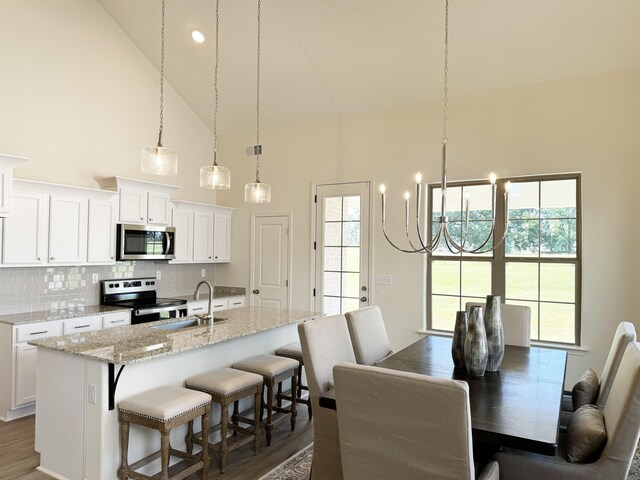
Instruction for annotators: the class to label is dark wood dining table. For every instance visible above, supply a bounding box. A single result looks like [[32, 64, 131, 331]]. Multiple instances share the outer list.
[[319, 335, 567, 456]]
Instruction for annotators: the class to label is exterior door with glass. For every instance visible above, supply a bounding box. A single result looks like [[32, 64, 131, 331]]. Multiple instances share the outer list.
[[314, 182, 371, 315]]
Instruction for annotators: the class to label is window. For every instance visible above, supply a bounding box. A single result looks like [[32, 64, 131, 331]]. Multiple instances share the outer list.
[[427, 174, 581, 345]]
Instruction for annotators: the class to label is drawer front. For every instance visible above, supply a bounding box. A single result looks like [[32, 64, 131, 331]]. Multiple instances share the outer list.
[[188, 301, 209, 316], [15, 321, 63, 343], [63, 316, 102, 335], [102, 311, 131, 329], [212, 299, 229, 312], [228, 297, 246, 309]]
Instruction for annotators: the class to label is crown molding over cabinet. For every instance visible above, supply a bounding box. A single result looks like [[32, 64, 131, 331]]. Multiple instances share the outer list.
[[0, 154, 29, 217]]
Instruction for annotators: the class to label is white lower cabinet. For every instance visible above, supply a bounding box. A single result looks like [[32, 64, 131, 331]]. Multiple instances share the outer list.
[[12, 320, 63, 410], [188, 300, 209, 316], [212, 299, 229, 312], [63, 316, 102, 335], [187, 296, 245, 315], [102, 311, 131, 329], [228, 297, 246, 309]]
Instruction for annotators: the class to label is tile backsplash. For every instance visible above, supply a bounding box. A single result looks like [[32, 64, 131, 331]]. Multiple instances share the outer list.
[[0, 262, 221, 315]]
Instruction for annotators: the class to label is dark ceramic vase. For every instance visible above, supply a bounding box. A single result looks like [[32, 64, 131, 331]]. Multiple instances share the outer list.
[[451, 311, 468, 370], [464, 306, 488, 376], [485, 295, 505, 372]]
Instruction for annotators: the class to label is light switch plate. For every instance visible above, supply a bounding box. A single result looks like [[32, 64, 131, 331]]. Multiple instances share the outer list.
[[376, 274, 393, 285], [88, 384, 96, 405], [201, 269, 206, 278], [156, 271, 162, 280], [92, 273, 99, 284]]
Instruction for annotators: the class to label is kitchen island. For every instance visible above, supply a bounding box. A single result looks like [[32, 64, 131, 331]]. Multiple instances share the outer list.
[[30, 306, 320, 480]]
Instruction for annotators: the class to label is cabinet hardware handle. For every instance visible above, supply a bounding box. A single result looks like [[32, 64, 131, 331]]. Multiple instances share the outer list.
[[192, 307, 203, 311], [149, 218, 153, 222], [37, 257, 42, 261], [140, 217, 144, 221], [214, 304, 224, 308], [209, 256, 212, 259], [30, 331, 48, 335], [215, 256, 218, 259], [233, 302, 241, 305], [360, 296, 368, 302], [110, 320, 125, 324], [74, 324, 91, 329], [50, 257, 55, 261], [111, 256, 114, 260]]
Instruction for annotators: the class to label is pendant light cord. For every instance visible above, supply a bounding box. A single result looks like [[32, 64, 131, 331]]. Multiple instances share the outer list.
[[157, 0, 166, 147], [255, 0, 262, 183], [442, 0, 449, 145], [213, 0, 220, 165]]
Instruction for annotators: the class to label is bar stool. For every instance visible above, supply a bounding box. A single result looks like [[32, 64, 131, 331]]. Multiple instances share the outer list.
[[233, 354, 298, 446], [276, 342, 312, 419], [184, 367, 263, 473], [118, 385, 211, 480]]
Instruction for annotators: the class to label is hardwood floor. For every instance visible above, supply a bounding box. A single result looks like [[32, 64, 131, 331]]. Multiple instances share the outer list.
[[0, 413, 313, 480]]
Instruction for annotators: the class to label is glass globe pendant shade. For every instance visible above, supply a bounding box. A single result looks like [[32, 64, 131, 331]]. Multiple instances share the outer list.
[[200, 164, 230, 189], [244, 182, 271, 204], [141, 145, 178, 176]]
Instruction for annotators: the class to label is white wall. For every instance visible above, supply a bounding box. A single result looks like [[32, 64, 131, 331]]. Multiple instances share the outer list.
[[216, 68, 640, 385], [0, 0, 216, 204]]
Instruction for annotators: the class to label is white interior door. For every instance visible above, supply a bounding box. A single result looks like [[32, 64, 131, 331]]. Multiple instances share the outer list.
[[314, 182, 371, 315], [251, 214, 290, 309]]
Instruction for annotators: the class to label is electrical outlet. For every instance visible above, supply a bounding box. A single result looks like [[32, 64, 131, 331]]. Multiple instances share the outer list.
[[201, 269, 206, 278], [92, 273, 99, 284], [156, 271, 162, 280], [376, 274, 393, 285], [88, 384, 96, 405]]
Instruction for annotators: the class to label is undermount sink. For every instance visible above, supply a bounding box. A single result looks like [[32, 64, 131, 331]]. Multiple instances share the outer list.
[[151, 317, 227, 331], [151, 319, 200, 331]]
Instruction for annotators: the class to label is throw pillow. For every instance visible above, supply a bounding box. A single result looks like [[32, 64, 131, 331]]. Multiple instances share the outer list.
[[566, 404, 607, 463], [572, 368, 599, 410]]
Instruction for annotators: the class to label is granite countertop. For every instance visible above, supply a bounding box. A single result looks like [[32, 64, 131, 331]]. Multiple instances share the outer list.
[[29, 307, 320, 365], [0, 305, 132, 326]]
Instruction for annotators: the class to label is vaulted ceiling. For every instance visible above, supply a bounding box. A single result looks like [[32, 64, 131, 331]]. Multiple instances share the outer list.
[[98, 0, 640, 136]]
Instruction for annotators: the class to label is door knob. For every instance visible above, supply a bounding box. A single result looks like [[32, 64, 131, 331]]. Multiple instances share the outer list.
[[253, 289, 260, 294], [360, 296, 368, 302]]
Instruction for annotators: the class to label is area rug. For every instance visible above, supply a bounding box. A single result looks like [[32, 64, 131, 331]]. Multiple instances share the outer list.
[[258, 443, 313, 480], [258, 441, 640, 479]]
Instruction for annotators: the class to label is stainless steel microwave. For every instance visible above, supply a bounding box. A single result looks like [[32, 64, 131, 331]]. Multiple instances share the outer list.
[[116, 224, 176, 260]]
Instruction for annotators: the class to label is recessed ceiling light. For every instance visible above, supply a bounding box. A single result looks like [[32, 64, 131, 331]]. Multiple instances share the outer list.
[[191, 30, 205, 44]]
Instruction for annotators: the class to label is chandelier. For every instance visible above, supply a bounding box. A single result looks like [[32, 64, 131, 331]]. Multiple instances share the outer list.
[[141, 0, 178, 176], [380, 0, 511, 254], [200, 0, 231, 190]]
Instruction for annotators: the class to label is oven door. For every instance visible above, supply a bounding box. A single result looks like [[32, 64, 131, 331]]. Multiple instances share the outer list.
[[132, 305, 187, 325], [117, 224, 176, 261]]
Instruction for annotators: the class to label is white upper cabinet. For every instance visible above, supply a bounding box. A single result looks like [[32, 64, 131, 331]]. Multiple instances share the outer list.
[[171, 208, 194, 263], [213, 210, 232, 263], [0, 154, 28, 217], [2, 191, 49, 265], [171, 202, 234, 264], [119, 187, 147, 224], [193, 211, 214, 263], [87, 199, 117, 264], [96, 177, 179, 226], [48, 195, 88, 264], [147, 191, 171, 225], [2, 180, 117, 267]]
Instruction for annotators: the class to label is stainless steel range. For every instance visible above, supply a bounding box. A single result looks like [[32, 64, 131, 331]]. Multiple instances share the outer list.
[[101, 277, 187, 325]]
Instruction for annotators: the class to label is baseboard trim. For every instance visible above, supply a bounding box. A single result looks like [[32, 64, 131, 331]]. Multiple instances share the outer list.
[[37, 465, 72, 480], [0, 404, 35, 422]]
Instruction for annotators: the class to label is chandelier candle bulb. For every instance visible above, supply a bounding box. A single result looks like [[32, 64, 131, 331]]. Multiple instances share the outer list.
[[415, 172, 423, 184], [489, 172, 497, 185], [404, 192, 411, 230]]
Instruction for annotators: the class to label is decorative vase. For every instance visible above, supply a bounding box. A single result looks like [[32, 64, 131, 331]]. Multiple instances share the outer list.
[[485, 295, 505, 372], [451, 311, 467, 370], [464, 306, 488, 376]]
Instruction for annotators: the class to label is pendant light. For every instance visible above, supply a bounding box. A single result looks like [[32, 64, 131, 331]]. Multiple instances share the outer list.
[[244, 0, 271, 204], [200, 0, 231, 189], [141, 0, 178, 176]]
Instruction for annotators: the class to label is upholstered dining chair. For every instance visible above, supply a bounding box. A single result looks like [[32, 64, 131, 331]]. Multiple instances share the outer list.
[[495, 341, 640, 480], [298, 314, 356, 480], [465, 302, 531, 347], [562, 321, 636, 413], [333, 362, 499, 480], [345, 305, 393, 365]]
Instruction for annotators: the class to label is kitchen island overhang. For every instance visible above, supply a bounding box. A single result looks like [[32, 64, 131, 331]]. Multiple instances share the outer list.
[[30, 307, 320, 480]]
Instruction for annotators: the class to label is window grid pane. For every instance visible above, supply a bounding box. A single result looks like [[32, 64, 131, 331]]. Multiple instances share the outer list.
[[428, 175, 580, 345]]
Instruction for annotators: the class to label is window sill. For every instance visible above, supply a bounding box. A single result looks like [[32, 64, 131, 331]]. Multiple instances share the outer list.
[[416, 330, 589, 354]]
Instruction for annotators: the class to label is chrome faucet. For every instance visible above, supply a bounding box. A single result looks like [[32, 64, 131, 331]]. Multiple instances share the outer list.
[[193, 281, 213, 321]]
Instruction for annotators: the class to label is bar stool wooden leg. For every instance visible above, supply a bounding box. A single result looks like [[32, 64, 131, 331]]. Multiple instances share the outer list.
[[160, 430, 170, 480], [266, 379, 275, 446], [201, 409, 210, 479], [118, 420, 129, 480], [253, 388, 261, 454], [232, 400, 240, 437], [186, 420, 194, 454], [290, 373, 298, 431], [297, 365, 303, 398], [277, 381, 283, 407], [220, 402, 230, 473], [260, 384, 266, 423]]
